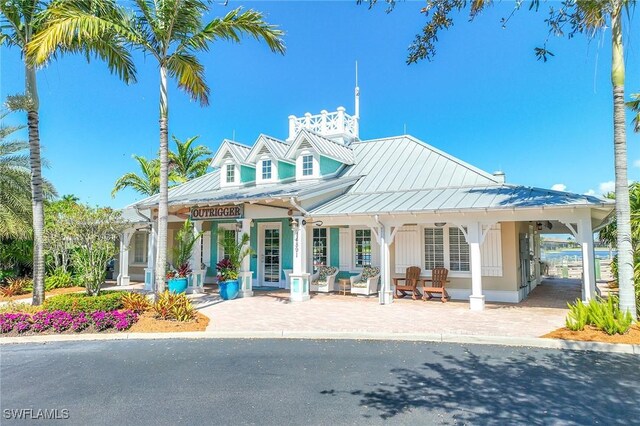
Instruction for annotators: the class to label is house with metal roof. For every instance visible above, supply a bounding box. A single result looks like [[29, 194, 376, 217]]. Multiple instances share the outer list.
[[115, 94, 613, 311]]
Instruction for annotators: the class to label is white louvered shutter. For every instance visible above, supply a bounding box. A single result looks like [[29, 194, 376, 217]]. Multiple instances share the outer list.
[[481, 224, 503, 277], [395, 226, 421, 274]]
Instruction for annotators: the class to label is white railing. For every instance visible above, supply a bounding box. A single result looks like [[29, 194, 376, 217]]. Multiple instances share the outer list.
[[288, 107, 358, 142]]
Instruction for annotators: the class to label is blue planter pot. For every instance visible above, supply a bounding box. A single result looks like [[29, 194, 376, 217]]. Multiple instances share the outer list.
[[168, 277, 188, 294], [219, 280, 240, 300]]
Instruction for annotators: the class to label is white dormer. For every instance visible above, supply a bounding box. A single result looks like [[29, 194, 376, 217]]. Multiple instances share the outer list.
[[245, 134, 294, 184], [257, 155, 278, 184], [295, 149, 319, 180], [210, 139, 252, 187]]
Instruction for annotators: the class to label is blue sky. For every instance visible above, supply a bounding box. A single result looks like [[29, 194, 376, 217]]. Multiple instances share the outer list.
[[2, 1, 640, 208]]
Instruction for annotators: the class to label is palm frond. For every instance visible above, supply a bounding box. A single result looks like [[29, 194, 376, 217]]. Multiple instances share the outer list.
[[628, 93, 640, 133], [165, 52, 208, 105]]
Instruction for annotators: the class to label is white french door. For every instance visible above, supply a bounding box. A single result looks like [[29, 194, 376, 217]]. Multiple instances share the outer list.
[[259, 223, 282, 287]]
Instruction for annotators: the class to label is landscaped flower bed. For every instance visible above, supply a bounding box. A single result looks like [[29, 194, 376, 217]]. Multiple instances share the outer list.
[[0, 309, 138, 337]]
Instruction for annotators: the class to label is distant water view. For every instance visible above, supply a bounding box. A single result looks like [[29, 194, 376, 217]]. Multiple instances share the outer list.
[[541, 249, 615, 262]]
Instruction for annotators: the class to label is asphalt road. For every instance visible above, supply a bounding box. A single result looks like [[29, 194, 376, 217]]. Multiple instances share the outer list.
[[1, 339, 639, 425]]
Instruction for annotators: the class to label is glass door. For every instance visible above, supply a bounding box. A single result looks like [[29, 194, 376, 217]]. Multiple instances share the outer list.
[[262, 226, 281, 286]]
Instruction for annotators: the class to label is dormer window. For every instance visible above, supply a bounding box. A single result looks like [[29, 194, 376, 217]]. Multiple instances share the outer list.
[[225, 164, 235, 183], [302, 155, 314, 176], [262, 159, 272, 180]]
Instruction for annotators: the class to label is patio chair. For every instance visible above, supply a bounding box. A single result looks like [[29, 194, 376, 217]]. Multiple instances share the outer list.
[[310, 266, 339, 293], [349, 266, 380, 296], [422, 267, 450, 302], [393, 266, 421, 299]]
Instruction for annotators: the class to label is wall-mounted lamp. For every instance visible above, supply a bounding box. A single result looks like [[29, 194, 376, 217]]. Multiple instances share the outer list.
[[302, 220, 323, 227], [434, 222, 446, 227], [546, 221, 553, 230], [536, 222, 543, 231]]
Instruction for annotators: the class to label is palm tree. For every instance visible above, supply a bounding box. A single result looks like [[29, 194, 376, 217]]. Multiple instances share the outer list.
[[170, 135, 212, 180], [0, 111, 56, 238], [367, 0, 638, 319], [28, 1, 285, 294], [112, 154, 181, 197], [1, 0, 135, 305]]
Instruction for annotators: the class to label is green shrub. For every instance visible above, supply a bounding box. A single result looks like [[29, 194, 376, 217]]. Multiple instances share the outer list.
[[153, 291, 196, 322], [587, 297, 633, 335], [0, 269, 16, 284], [45, 268, 75, 290], [43, 291, 123, 313], [566, 299, 589, 331]]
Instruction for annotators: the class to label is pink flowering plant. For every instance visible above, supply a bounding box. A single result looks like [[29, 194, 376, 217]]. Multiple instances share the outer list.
[[0, 310, 138, 335]]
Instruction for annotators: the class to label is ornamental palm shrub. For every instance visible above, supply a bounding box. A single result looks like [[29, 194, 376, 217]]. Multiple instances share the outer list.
[[121, 292, 151, 313], [171, 219, 204, 274], [153, 291, 196, 322], [587, 297, 634, 335], [217, 232, 253, 281], [566, 299, 589, 331]]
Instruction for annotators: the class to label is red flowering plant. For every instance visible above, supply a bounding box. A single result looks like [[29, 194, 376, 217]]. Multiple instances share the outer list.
[[167, 219, 203, 280], [216, 232, 253, 282]]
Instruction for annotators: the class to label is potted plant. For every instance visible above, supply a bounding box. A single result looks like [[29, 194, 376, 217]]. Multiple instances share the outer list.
[[216, 232, 252, 300], [168, 219, 203, 294]]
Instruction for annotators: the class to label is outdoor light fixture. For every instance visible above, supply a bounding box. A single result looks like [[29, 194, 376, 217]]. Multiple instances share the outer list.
[[546, 221, 553, 230], [536, 222, 543, 231], [302, 220, 323, 227], [434, 222, 446, 227]]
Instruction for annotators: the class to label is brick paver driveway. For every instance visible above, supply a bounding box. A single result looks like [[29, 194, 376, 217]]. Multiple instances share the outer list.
[[191, 278, 581, 338]]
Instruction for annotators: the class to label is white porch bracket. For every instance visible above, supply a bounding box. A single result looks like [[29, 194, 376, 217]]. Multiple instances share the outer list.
[[290, 217, 310, 302], [238, 218, 254, 298], [117, 230, 135, 286]]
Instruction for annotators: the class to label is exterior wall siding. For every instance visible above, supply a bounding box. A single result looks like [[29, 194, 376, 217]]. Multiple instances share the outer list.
[[240, 165, 256, 183], [330, 228, 340, 268], [278, 161, 296, 180], [319, 155, 342, 175]]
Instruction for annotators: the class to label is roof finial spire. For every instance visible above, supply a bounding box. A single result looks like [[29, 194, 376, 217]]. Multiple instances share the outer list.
[[354, 61, 360, 139]]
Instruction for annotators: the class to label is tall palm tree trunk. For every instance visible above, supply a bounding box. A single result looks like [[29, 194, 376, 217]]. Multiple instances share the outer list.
[[25, 64, 45, 306], [155, 65, 169, 294], [611, 6, 637, 319]]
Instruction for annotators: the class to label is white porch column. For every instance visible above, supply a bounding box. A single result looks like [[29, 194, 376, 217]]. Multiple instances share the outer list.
[[239, 218, 254, 298], [144, 223, 157, 292], [290, 217, 310, 302], [467, 222, 485, 311], [117, 230, 134, 286], [379, 224, 394, 305], [188, 221, 205, 294], [578, 218, 596, 301]]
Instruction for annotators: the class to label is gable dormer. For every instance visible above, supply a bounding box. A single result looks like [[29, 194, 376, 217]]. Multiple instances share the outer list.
[[245, 134, 295, 184], [210, 139, 254, 187], [284, 129, 355, 180]]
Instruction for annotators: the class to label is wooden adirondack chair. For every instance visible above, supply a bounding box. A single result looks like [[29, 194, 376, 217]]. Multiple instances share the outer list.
[[392, 266, 421, 300], [422, 267, 450, 302]]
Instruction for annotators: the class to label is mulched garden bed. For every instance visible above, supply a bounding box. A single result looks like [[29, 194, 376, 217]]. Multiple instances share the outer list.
[[0, 286, 85, 302], [128, 311, 209, 333], [543, 324, 640, 345]]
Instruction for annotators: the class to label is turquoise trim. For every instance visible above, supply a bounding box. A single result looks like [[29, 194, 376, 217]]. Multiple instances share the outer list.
[[240, 165, 255, 183], [250, 224, 258, 278], [330, 228, 340, 267], [278, 161, 296, 180], [208, 222, 218, 277], [280, 218, 293, 279], [320, 155, 342, 175]]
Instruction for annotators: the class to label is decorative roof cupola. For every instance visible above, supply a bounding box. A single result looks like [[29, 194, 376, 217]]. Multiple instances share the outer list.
[[286, 74, 360, 146]]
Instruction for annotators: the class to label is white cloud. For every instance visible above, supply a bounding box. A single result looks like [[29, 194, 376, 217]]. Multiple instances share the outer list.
[[599, 181, 615, 194], [633, 159, 640, 168], [551, 183, 567, 192], [584, 189, 596, 196]]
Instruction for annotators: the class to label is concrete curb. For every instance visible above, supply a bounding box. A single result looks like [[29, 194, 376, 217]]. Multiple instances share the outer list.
[[1, 330, 639, 354]]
